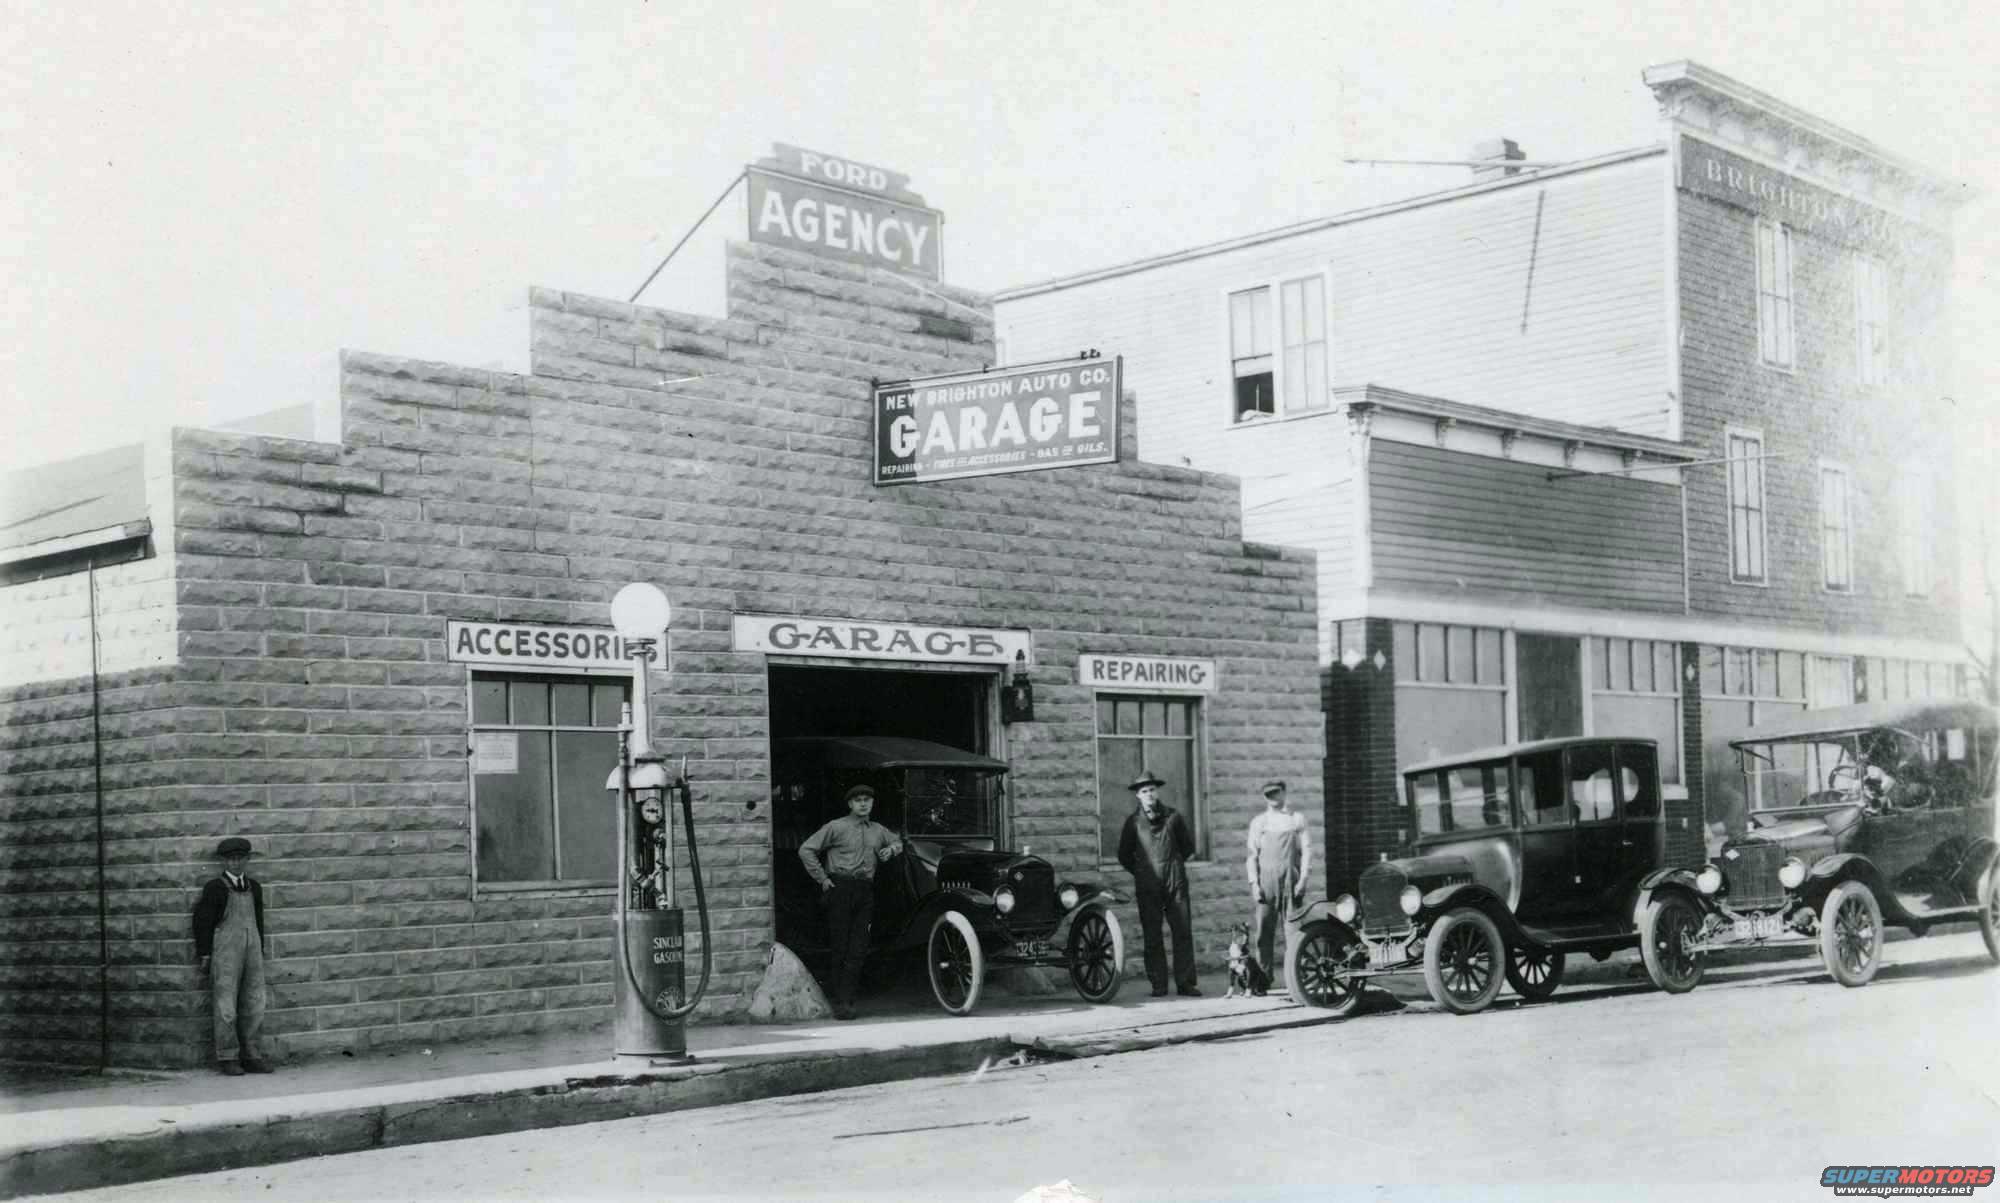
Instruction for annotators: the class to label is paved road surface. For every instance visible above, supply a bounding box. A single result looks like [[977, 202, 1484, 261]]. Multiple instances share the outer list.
[[52, 932, 2000, 1202]]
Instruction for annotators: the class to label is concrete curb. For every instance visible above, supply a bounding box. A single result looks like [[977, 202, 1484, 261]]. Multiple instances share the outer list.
[[1, 1037, 1017, 1199]]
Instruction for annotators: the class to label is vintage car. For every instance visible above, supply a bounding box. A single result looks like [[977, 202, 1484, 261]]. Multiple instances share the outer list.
[[771, 735, 1124, 1015], [1636, 699, 1998, 993], [1289, 736, 1674, 1016]]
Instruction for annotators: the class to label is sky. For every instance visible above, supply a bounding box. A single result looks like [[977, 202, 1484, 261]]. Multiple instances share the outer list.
[[4, 2, 1996, 515]]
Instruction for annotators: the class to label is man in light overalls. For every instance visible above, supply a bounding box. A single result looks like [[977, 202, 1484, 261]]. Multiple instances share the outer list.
[[191, 837, 273, 1074], [1245, 780, 1311, 987]]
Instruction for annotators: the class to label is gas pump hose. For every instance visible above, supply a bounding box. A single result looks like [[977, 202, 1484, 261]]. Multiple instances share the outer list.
[[624, 777, 713, 1021]]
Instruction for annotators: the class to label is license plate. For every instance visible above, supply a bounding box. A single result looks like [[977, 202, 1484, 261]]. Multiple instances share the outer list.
[[1017, 939, 1054, 959], [1370, 942, 1406, 969], [1732, 914, 1784, 941]]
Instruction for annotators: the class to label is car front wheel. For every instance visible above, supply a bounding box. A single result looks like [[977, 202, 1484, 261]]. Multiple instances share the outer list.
[[1066, 907, 1124, 1004], [1286, 921, 1364, 1015], [1422, 908, 1506, 1015], [1819, 880, 1882, 988], [926, 910, 985, 1015], [1979, 867, 2000, 965], [1504, 944, 1565, 1001], [1638, 892, 1707, 994]]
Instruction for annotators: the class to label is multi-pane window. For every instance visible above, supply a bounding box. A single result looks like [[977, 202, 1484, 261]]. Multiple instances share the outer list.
[[1861, 658, 1962, 704], [1700, 646, 1810, 820], [1899, 474, 1934, 596], [1755, 220, 1795, 368], [1228, 276, 1329, 422], [471, 673, 631, 890], [1726, 429, 1767, 582], [1094, 695, 1202, 860], [1819, 463, 1852, 592], [1589, 638, 1682, 785], [1854, 254, 1889, 386], [1391, 622, 1507, 771]]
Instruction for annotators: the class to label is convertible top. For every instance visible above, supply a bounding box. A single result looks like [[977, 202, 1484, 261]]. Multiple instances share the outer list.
[[773, 735, 1009, 772], [1728, 699, 1994, 748]]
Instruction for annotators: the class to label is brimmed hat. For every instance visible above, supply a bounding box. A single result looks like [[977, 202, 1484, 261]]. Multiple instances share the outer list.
[[1260, 779, 1287, 797], [842, 784, 877, 804], [215, 837, 252, 857], [1127, 772, 1166, 791]]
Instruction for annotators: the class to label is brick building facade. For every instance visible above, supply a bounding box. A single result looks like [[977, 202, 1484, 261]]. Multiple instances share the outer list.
[[1, 233, 1324, 1068], [995, 61, 1972, 889]]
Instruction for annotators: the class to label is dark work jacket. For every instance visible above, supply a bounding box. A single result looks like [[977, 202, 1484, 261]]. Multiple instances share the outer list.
[[191, 876, 266, 959], [1117, 805, 1194, 898]]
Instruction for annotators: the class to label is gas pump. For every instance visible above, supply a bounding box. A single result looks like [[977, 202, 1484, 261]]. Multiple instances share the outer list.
[[604, 583, 711, 1062]]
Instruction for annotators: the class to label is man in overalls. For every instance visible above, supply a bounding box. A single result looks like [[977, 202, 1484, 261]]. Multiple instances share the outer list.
[[1245, 780, 1311, 987], [192, 837, 273, 1074]]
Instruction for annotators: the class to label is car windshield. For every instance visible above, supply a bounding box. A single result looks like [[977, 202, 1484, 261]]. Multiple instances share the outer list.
[[1408, 760, 1513, 835], [1735, 724, 1983, 812], [902, 767, 1003, 838]]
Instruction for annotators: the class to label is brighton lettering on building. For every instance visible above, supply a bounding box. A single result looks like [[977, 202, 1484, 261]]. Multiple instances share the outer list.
[[874, 357, 1121, 485]]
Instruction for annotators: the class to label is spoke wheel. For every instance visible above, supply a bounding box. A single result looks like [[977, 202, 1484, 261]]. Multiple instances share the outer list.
[[1979, 867, 2000, 965], [926, 910, 985, 1015], [1504, 944, 1566, 1001], [1818, 880, 1882, 988], [1066, 908, 1124, 1004], [1422, 908, 1506, 1015], [1638, 893, 1706, 994], [1285, 921, 1364, 1015]]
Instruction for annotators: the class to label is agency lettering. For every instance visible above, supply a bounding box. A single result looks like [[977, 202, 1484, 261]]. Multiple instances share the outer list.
[[747, 168, 941, 279]]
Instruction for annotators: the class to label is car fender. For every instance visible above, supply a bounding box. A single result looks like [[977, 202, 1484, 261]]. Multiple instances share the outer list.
[[1949, 839, 2000, 902], [1420, 882, 1521, 943], [1634, 868, 1708, 922], [894, 890, 992, 950], [1803, 853, 1912, 921], [1291, 909, 1364, 946], [1050, 895, 1119, 946]]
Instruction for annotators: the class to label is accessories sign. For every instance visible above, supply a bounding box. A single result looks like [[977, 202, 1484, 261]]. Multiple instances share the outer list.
[[874, 357, 1121, 486], [447, 621, 666, 670]]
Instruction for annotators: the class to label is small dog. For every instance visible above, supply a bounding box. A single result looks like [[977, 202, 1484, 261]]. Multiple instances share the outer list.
[[1224, 922, 1271, 998]]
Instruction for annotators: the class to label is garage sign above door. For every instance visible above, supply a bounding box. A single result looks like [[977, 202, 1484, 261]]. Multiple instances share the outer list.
[[733, 614, 1032, 667]]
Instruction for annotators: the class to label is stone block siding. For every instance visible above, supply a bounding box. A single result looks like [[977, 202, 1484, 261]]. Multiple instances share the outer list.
[[0, 240, 1319, 1066], [1678, 192, 1958, 640]]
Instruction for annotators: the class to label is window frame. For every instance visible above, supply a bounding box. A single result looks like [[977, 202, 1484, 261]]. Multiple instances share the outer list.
[[1584, 637, 1684, 787], [467, 668, 632, 898], [1724, 425, 1769, 585], [1223, 270, 1332, 425], [1092, 692, 1208, 863], [1755, 219, 1796, 370], [1853, 252, 1889, 387], [1818, 460, 1853, 593]]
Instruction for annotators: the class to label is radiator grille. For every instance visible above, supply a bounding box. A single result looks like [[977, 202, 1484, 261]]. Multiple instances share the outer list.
[[1358, 864, 1413, 936], [1721, 843, 1786, 910]]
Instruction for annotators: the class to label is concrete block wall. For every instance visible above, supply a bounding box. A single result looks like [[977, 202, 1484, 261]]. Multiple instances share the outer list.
[[1678, 192, 1959, 640]]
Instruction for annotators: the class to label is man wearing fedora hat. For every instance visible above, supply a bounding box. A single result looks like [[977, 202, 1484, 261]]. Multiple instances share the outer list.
[[192, 836, 273, 1074], [1115, 772, 1200, 997], [1245, 780, 1312, 987]]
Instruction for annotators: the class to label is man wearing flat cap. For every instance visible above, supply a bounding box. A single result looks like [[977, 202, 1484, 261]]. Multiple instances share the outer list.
[[1116, 772, 1200, 997], [1246, 780, 1312, 987], [799, 784, 903, 1020], [191, 837, 274, 1074]]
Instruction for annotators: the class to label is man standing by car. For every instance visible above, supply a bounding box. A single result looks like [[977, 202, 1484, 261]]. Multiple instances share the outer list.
[[799, 784, 903, 1020], [1117, 772, 1200, 997], [1245, 779, 1311, 989]]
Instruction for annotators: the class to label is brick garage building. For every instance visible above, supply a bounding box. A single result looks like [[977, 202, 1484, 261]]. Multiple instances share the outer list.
[[0, 231, 1323, 1068]]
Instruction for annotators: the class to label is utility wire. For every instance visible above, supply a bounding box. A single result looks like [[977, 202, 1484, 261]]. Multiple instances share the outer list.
[[629, 171, 747, 303]]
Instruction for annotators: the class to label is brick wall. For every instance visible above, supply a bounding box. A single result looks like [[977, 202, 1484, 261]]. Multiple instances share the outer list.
[[1323, 619, 1398, 894], [1678, 192, 1959, 640], [2, 239, 1322, 1066]]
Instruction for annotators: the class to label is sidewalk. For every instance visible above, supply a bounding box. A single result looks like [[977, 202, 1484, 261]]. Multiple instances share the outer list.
[[0, 942, 1837, 1198]]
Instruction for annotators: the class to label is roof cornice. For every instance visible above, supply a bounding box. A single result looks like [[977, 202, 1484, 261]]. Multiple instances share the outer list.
[[1336, 384, 1696, 461]]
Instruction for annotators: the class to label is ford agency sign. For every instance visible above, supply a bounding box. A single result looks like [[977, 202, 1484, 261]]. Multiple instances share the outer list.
[[747, 144, 942, 280], [875, 357, 1121, 486]]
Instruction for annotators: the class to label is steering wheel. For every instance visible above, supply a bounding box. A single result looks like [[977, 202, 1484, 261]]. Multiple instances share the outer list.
[[1825, 763, 1861, 791]]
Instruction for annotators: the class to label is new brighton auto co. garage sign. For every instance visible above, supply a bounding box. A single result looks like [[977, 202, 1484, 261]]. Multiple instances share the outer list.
[[874, 356, 1122, 486]]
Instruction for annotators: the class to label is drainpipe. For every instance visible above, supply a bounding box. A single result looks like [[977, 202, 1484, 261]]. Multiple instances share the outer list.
[[88, 556, 109, 1070]]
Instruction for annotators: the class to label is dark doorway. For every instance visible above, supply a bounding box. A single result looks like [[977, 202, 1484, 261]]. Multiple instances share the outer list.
[[768, 665, 991, 752], [1517, 633, 1582, 742]]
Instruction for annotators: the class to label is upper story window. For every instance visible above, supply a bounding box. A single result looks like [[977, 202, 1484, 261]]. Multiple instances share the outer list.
[[1755, 220, 1795, 369], [1726, 428, 1768, 583], [1819, 462, 1853, 592], [1899, 473, 1934, 597], [1853, 254, 1889, 387], [1228, 274, 1329, 423]]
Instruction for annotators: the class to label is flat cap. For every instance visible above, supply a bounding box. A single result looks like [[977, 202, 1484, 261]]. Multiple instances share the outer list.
[[1260, 780, 1287, 797], [215, 837, 253, 857], [842, 784, 876, 804]]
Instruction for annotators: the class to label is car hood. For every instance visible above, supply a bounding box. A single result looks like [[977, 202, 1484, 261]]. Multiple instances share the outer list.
[[1731, 804, 1863, 854], [935, 847, 1048, 889], [1367, 851, 1478, 888]]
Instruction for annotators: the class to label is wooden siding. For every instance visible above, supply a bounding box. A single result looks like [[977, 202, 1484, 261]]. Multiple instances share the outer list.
[[1368, 440, 1684, 614]]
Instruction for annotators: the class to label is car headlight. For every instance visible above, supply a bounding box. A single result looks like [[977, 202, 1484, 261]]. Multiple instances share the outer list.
[[994, 887, 1016, 914], [1695, 866, 1723, 895], [1058, 885, 1080, 910], [1777, 857, 1807, 889], [1398, 885, 1422, 916], [1332, 894, 1357, 924]]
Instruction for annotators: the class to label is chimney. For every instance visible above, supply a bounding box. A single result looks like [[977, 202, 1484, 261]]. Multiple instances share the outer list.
[[1470, 138, 1525, 180]]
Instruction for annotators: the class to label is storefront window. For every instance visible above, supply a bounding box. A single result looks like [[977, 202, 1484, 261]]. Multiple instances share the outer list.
[[1094, 694, 1202, 860], [472, 673, 630, 890], [1699, 644, 1807, 835], [1588, 637, 1682, 786]]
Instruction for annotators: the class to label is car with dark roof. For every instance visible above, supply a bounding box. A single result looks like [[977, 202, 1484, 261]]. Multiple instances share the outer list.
[[1289, 736, 1675, 1016], [1634, 699, 1998, 993], [771, 735, 1124, 1015]]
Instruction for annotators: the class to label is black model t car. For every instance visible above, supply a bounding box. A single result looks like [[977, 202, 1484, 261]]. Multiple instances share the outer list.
[[1636, 699, 1998, 993], [1289, 737, 1674, 1016], [772, 735, 1124, 1015]]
